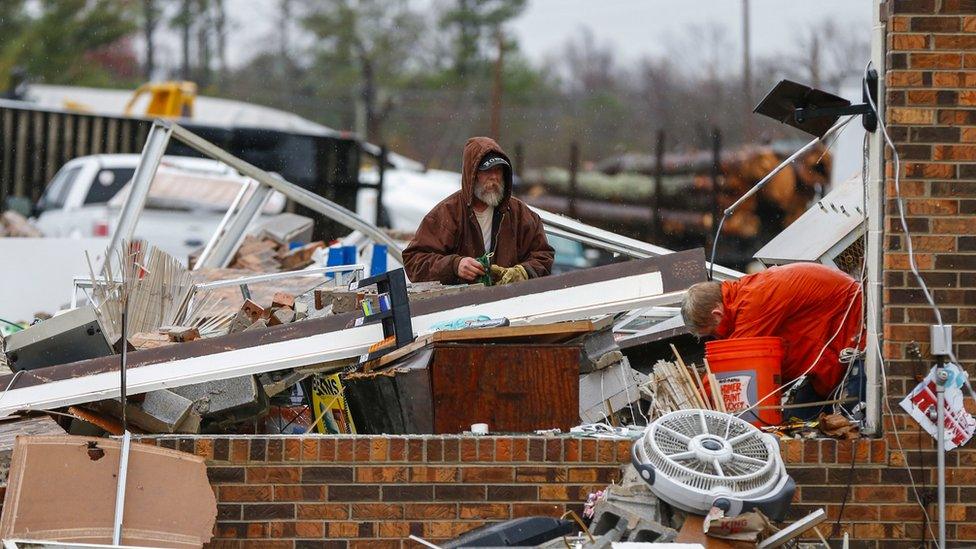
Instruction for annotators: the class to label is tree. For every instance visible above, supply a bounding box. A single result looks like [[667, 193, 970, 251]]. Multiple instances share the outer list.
[[439, 0, 526, 78], [302, 0, 425, 142], [2, 0, 137, 86]]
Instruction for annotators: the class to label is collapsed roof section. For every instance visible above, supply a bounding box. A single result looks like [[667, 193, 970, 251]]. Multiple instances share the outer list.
[[753, 174, 865, 271], [0, 249, 706, 417]]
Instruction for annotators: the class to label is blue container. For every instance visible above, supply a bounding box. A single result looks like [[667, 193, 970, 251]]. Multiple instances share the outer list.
[[370, 244, 388, 277]]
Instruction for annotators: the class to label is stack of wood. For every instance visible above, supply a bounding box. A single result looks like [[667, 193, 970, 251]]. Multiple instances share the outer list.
[[229, 235, 325, 273], [645, 345, 726, 418], [0, 211, 43, 237]]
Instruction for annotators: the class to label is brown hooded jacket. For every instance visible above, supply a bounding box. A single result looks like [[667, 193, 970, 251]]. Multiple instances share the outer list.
[[402, 137, 554, 284]]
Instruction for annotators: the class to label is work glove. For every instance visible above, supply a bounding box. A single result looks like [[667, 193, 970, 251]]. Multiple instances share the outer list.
[[490, 264, 528, 285]]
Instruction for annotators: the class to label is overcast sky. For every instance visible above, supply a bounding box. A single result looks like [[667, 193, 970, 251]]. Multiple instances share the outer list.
[[202, 0, 873, 70]]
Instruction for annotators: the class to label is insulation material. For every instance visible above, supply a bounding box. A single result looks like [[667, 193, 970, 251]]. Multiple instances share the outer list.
[[0, 435, 216, 547], [579, 358, 647, 424]]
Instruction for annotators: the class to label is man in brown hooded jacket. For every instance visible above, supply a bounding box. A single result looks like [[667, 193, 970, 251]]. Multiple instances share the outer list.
[[402, 137, 554, 285]]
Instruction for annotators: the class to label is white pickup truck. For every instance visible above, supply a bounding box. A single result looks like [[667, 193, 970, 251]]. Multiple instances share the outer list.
[[33, 154, 286, 263]]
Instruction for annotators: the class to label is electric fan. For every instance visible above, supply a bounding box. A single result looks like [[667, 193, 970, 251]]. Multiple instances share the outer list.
[[631, 409, 795, 521]]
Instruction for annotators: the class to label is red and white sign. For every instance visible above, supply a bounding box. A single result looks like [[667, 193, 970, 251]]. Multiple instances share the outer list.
[[899, 363, 976, 451]]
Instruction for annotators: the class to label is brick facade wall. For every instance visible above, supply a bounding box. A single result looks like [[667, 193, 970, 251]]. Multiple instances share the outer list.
[[883, 4, 976, 381], [135, 434, 976, 548]]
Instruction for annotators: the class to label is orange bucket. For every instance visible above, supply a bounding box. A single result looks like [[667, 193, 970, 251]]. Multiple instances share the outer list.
[[704, 337, 784, 426]]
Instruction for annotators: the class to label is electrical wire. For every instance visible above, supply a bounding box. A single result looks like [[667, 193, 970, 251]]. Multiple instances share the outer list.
[[878, 344, 939, 543]]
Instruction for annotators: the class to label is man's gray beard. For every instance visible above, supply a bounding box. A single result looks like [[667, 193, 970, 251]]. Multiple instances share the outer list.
[[474, 184, 503, 207]]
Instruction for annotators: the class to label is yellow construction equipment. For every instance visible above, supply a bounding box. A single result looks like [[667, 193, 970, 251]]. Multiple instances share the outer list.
[[123, 81, 197, 118]]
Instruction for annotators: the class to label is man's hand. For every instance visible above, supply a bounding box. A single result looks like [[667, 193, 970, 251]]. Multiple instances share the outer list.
[[457, 257, 486, 281], [490, 264, 528, 285]]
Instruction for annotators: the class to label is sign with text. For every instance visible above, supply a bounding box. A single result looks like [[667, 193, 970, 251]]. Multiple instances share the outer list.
[[899, 363, 975, 451]]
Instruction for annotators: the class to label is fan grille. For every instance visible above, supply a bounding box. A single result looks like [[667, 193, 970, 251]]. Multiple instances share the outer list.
[[641, 409, 780, 494]]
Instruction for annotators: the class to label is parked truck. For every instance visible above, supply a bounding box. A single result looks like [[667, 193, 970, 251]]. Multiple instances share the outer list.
[[33, 154, 286, 262]]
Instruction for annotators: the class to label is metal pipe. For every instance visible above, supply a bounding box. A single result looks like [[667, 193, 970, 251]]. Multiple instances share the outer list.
[[936, 365, 947, 549], [536, 208, 744, 281], [112, 430, 132, 545], [105, 123, 172, 261], [864, 0, 887, 437], [723, 119, 848, 217], [196, 182, 273, 269], [192, 177, 253, 269], [167, 123, 404, 263], [192, 264, 366, 291]]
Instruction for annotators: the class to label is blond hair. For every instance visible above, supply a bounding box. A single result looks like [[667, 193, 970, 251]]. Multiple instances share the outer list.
[[681, 281, 723, 336]]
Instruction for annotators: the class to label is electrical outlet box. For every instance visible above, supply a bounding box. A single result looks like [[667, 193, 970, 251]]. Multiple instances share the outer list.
[[930, 324, 953, 357]]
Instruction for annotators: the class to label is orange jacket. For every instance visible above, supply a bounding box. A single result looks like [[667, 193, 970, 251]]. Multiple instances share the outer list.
[[715, 263, 864, 397]]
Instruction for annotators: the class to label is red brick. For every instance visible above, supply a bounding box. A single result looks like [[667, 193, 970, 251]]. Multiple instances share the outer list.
[[301, 439, 318, 461], [296, 503, 348, 520], [880, 504, 925, 521], [273, 485, 325, 502], [246, 467, 300, 484], [580, 440, 597, 462], [407, 439, 424, 461], [351, 503, 404, 519], [460, 466, 516, 483], [906, 199, 958, 215], [283, 439, 301, 461], [318, 438, 336, 461], [409, 466, 459, 483], [388, 438, 405, 462], [377, 521, 411, 538], [370, 438, 388, 461], [353, 438, 370, 461], [947, 468, 976, 484], [935, 34, 976, 50], [328, 522, 361, 538], [427, 438, 444, 462], [220, 485, 272, 502], [231, 440, 249, 463], [890, 107, 935, 124], [911, 52, 963, 69], [460, 439, 478, 462], [495, 438, 512, 462], [935, 144, 976, 161], [356, 466, 408, 483], [853, 485, 906, 502], [828, 503, 879, 521], [195, 439, 214, 460], [564, 439, 580, 462], [893, 33, 929, 49], [888, 71, 925, 88], [246, 522, 268, 538], [477, 438, 494, 461], [403, 503, 456, 519], [512, 438, 529, 462], [934, 217, 976, 233], [336, 438, 354, 462], [459, 503, 510, 519]]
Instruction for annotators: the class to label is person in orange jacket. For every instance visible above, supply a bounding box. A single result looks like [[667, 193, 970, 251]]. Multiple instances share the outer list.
[[680, 262, 865, 420]]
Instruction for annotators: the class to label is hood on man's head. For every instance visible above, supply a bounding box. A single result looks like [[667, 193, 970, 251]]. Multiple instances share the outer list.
[[461, 137, 513, 206]]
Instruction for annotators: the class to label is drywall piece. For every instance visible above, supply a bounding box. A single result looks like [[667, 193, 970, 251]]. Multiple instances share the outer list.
[[0, 249, 705, 417], [580, 358, 648, 423], [0, 435, 216, 548]]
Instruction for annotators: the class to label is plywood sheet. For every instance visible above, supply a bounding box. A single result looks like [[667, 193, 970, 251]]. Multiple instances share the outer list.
[[0, 435, 216, 548], [430, 344, 579, 433]]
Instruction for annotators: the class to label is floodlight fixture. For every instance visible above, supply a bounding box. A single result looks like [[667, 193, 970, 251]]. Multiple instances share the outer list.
[[753, 70, 878, 137]]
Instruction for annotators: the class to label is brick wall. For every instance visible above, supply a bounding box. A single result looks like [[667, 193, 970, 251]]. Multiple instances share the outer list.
[[883, 4, 976, 379], [135, 434, 976, 548]]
